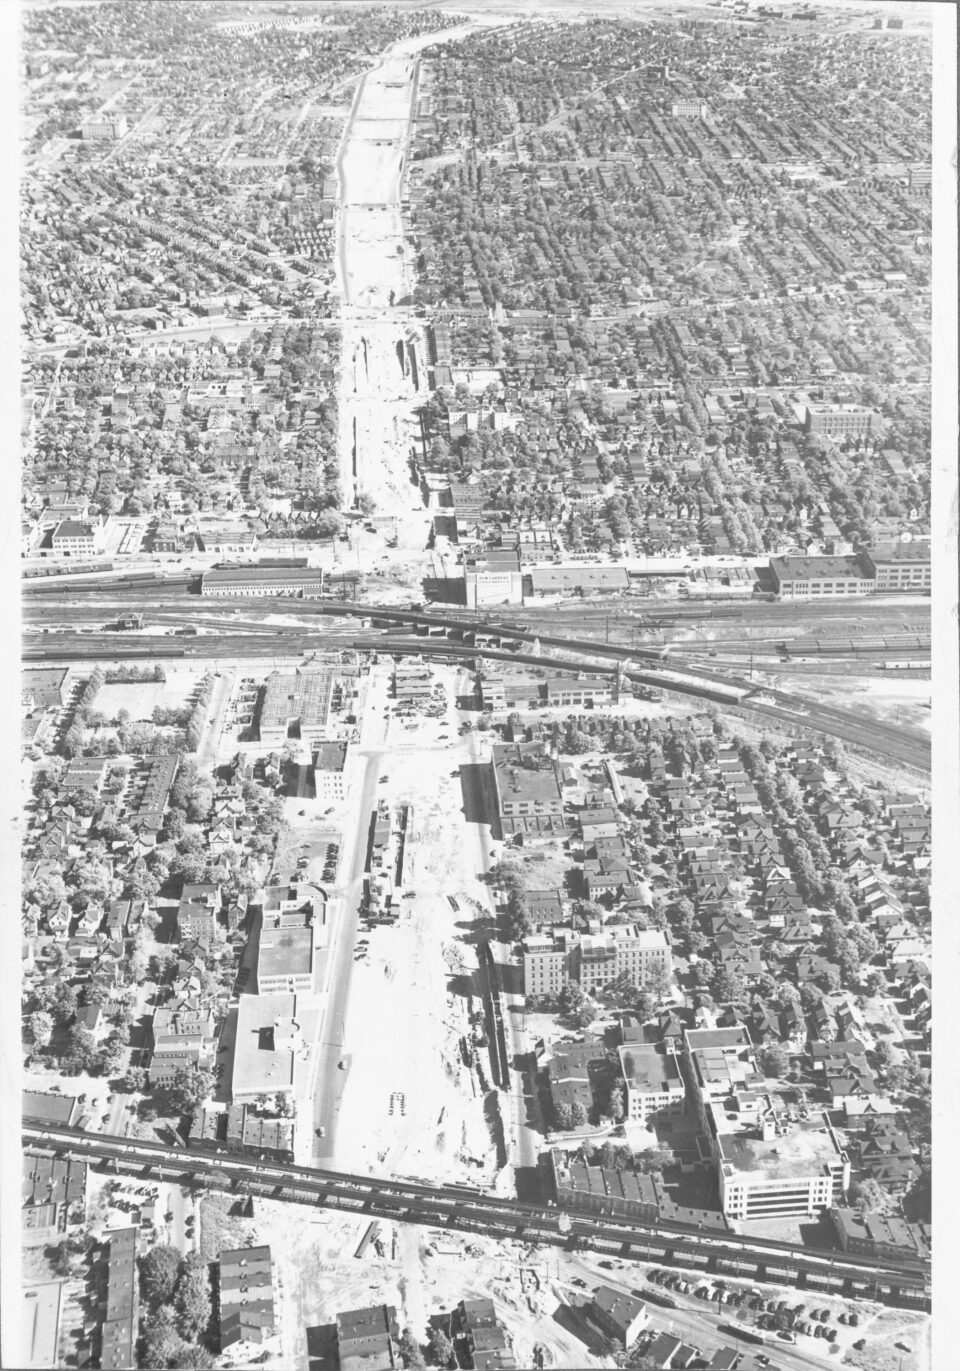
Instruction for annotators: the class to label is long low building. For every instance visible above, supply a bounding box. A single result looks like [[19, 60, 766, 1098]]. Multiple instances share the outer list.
[[202, 566, 326, 597], [525, 565, 629, 598]]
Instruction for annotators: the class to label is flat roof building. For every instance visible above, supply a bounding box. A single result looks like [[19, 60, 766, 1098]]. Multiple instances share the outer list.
[[828, 1207, 930, 1260], [805, 404, 880, 438], [23, 1091, 82, 1128], [231, 992, 319, 1103], [314, 740, 351, 801], [259, 665, 335, 748], [490, 741, 563, 838], [770, 554, 870, 600], [523, 925, 672, 999], [22, 1283, 63, 1369], [22, 668, 70, 709], [618, 1043, 686, 1121], [255, 922, 315, 995], [683, 1027, 849, 1220], [860, 542, 931, 592]]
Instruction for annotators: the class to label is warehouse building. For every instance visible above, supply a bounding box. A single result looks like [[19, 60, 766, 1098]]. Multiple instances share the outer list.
[[231, 992, 319, 1104], [258, 665, 335, 747], [769, 554, 870, 599], [524, 565, 629, 598], [490, 740, 564, 838], [202, 566, 325, 597], [22, 668, 70, 709], [859, 541, 931, 592], [463, 549, 523, 607]]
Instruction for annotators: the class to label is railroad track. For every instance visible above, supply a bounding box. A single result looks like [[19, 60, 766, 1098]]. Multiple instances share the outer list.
[[23, 591, 930, 771], [23, 1121, 929, 1308]]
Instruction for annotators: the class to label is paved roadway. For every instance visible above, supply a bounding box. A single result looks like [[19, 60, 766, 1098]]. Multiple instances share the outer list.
[[310, 672, 389, 1162], [560, 1252, 836, 1371]]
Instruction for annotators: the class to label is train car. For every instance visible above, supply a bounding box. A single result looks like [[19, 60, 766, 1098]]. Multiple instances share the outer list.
[[721, 1324, 766, 1345], [715, 1256, 755, 1277], [644, 1289, 678, 1309], [802, 1272, 832, 1290]]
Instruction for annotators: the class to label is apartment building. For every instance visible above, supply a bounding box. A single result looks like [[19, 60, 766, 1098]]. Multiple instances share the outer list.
[[522, 925, 672, 997], [80, 113, 128, 140], [672, 99, 708, 118], [335, 1304, 400, 1371], [100, 1227, 139, 1371], [219, 1246, 276, 1356], [804, 404, 880, 438]]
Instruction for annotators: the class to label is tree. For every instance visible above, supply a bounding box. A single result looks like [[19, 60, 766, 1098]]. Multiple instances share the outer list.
[[357, 491, 377, 517], [800, 983, 824, 1012], [757, 1043, 789, 1079], [161, 1067, 217, 1115], [141, 1306, 187, 1369], [553, 1101, 573, 1131], [65, 1023, 97, 1071], [35, 981, 78, 1026], [140, 1244, 183, 1306], [850, 1177, 886, 1213], [175, 1251, 212, 1341], [29, 1010, 54, 1049], [427, 1327, 455, 1368], [398, 1329, 426, 1369], [608, 1080, 626, 1124], [711, 965, 744, 1005], [558, 980, 594, 1029], [122, 1066, 147, 1092], [598, 970, 637, 1009], [571, 1100, 588, 1128], [644, 965, 674, 1003]]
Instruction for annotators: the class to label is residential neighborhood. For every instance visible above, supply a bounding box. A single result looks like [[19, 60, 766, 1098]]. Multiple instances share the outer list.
[[17, 2, 937, 1371]]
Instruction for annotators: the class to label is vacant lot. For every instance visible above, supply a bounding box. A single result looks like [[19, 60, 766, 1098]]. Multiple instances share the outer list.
[[96, 669, 200, 721]]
